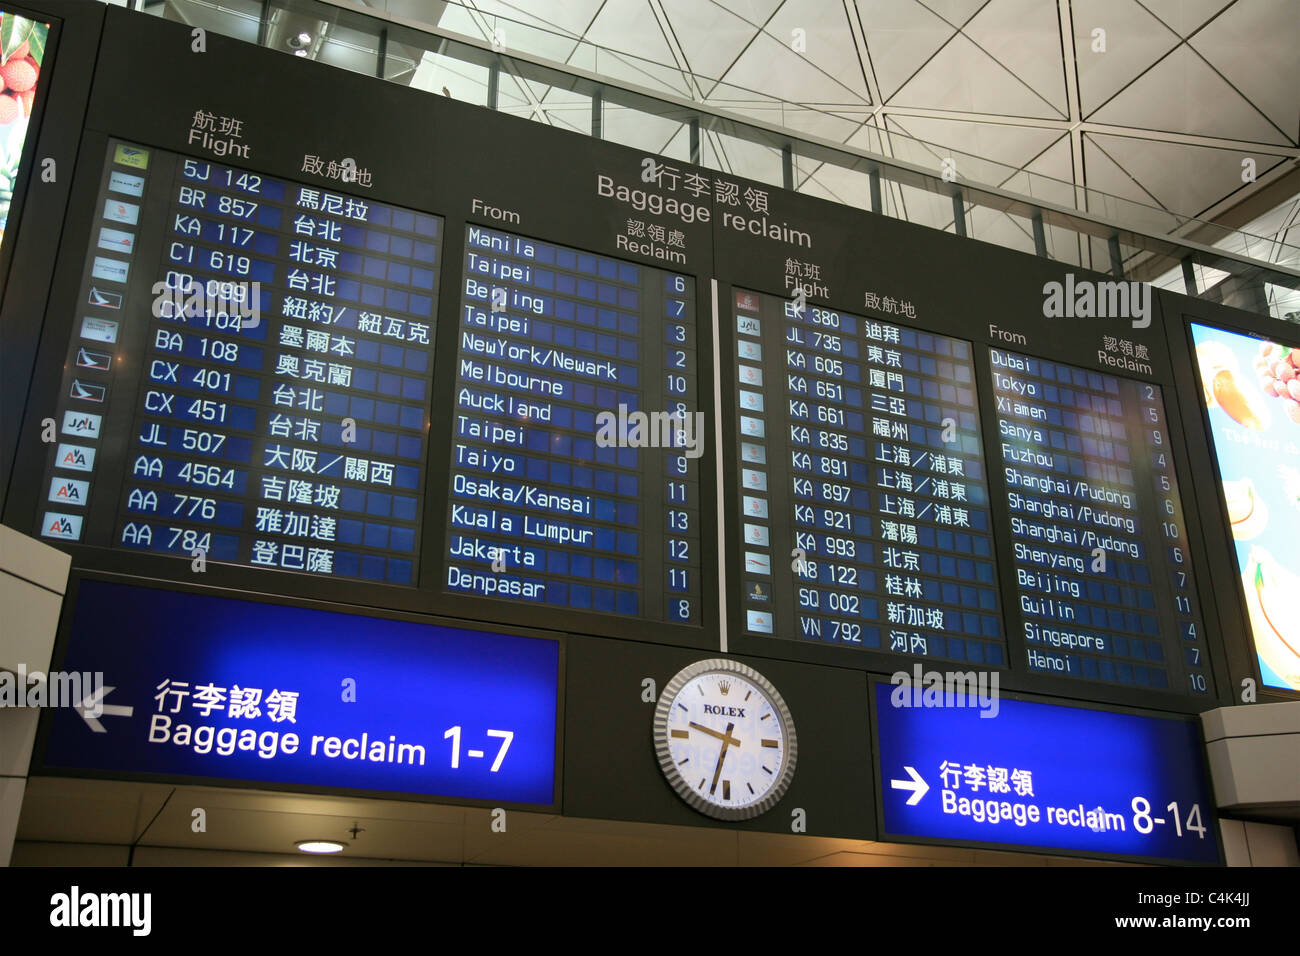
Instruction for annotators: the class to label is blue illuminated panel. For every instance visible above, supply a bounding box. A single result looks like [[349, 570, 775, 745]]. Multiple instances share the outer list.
[[875, 683, 1219, 862], [989, 349, 1212, 695], [445, 225, 701, 624], [734, 289, 1006, 664], [38, 141, 442, 586], [43, 580, 559, 805]]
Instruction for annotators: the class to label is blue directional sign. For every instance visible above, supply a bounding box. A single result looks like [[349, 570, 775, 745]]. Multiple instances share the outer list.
[[43, 580, 559, 805], [874, 683, 1219, 863]]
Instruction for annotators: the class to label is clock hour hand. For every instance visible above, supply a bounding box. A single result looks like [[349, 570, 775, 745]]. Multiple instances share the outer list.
[[689, 721, 743, 747]]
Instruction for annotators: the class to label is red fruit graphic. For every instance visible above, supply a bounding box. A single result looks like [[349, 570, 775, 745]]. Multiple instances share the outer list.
[[10, 40, 28, 62], [0, 57, 37, 93], [0, 93, 19, 124], [20, 88, 32, 117]]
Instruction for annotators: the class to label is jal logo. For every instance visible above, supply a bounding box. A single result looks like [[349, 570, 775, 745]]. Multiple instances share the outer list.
[[62, 410, 101, 437], [737, 316, 761, 336]]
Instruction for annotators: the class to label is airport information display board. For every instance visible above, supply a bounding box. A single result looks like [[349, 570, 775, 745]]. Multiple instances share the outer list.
[[3, 3, 1297, 839]]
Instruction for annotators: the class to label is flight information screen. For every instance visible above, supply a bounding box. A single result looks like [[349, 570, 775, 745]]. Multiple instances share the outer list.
[[731, 288, 1006, 663], [988, 348, 1212, 695], [444, 224, 702, 625], [38, 140, 442, 586]]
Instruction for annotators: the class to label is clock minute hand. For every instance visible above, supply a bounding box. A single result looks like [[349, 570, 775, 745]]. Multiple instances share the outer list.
[[709, 722, 736, 796]]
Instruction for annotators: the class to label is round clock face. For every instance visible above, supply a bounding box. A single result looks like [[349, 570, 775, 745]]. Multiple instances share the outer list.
[[653, 659, 797, 821]]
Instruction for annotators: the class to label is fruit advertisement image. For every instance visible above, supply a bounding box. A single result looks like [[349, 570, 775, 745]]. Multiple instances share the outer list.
[[0, 11, 47, 250], [1192, 323, 1300, 691]]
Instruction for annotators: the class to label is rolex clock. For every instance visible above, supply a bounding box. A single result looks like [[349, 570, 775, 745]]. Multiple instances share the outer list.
[[653, 659, 797, 820]]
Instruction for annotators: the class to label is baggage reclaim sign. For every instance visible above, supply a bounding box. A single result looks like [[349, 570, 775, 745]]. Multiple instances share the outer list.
[[42, 580, 559, 805], [873, 682, 1219, 863]]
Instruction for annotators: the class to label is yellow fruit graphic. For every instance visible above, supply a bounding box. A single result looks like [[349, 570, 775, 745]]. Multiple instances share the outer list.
[[1222, 478, 1267, 539], [1243, 549, 1300, 690], [1196, 341, 1236, 408], [1211, 369, 1269, 430]]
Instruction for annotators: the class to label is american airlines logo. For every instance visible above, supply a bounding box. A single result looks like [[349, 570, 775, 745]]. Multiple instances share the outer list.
[[56, 443, 96, 472], [49, 477, 89, 505], [41, 512, 83, 540]]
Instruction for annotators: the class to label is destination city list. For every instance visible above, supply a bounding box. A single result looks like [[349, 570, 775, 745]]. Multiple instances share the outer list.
[[446, 224, 702, 625], [989, 348, 1212, 695]]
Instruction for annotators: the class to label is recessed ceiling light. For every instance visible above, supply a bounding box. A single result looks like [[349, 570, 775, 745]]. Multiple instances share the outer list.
[[295, 840, 345, 854], [297, 32, 312, 45], [293, 49, 308, 57]]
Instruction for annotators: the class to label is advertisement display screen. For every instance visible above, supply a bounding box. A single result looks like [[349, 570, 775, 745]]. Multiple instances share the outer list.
[[0, 9, 49, 259], [1190, 322, 1300, 690]]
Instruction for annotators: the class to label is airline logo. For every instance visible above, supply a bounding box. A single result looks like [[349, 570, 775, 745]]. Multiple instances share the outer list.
[[739, 390, 764, 412], [746, 610, 773, 634], [747, 581, 769, 603], [113, 144, 149, 170], [97, 226, 135, 253], [70, 379, 107, 403], [738, 340, 762, 361], [735, 291, 759, 312], [80, 316, 120, 343], [741, 468, 767, 491], [49, 476, 89, 506], [737, 315, 761, 337], [102, 199, 140, 225], [739, 365, 763, 386], [76, 347, 112, 372], [108, 171, 145, 196], [740, 415, 765, 438], [56, 443, 96, 472], [741, 442, 766, 464], [744, 551, 771, 576], [743, 495, 768, 519], [88, 286, 122, 309], [41, 512, 83, 540], [744, 523, 769, 547], [91, 257, 130, 283], [62, 410, 102, 438]]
